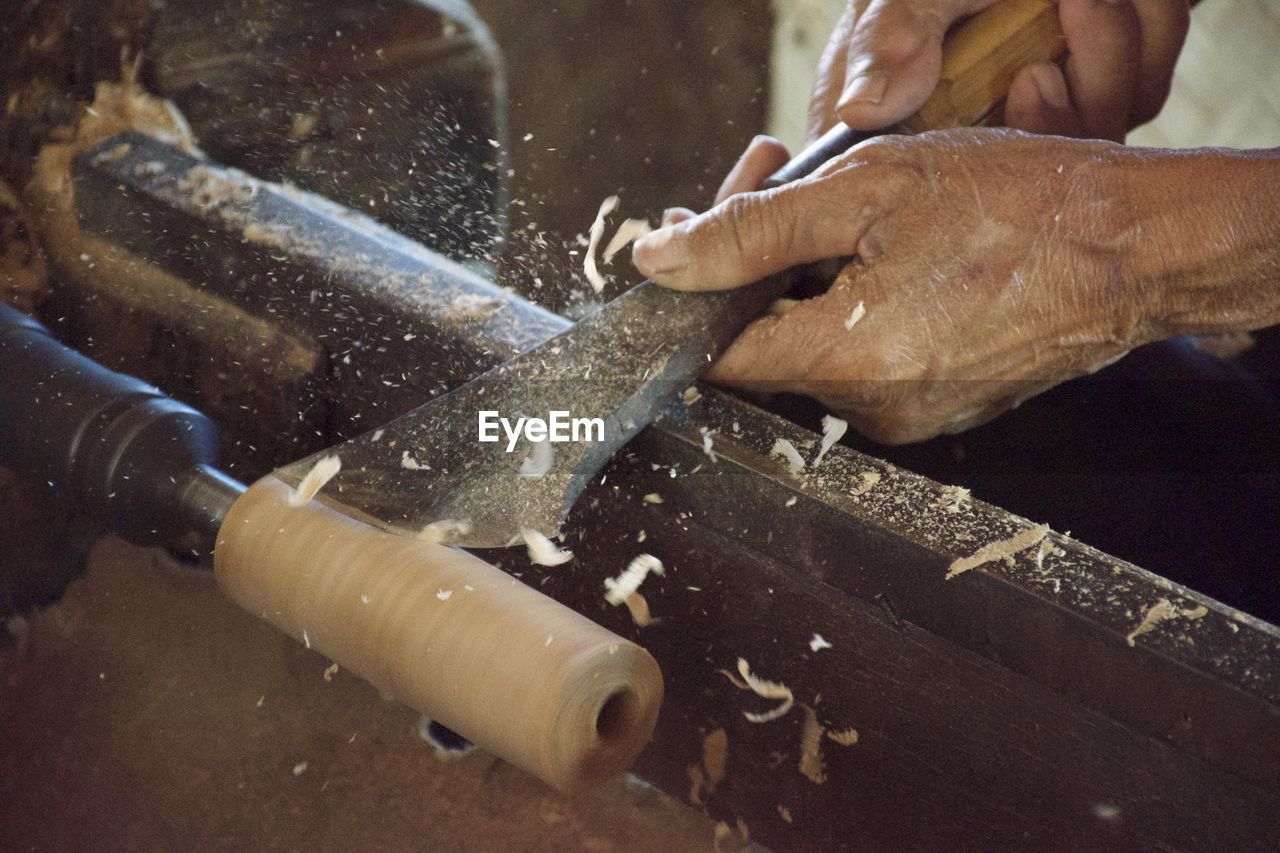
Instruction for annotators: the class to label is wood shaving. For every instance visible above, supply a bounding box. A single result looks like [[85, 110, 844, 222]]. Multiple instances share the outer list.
[[827, 727, 859, 746], [688, 728, 728, 806], [401, 450, 427, 470], [623, 591, 660, 626], [771, 438, 806, 475], [604, 554, 664, 605], [521, 527, 574, 566], [322, 663, 339, 682], [844, 300, 866, 331], [642, 493, 664, 504], [946, 523, 1050, 580], [418, 518, 472, 544], [938, 485, 971, 514], [735, 658, 794, 723], [798, 704, 827, 784], [699, 427, 718, 462], [778, 805, 793, 824], [812, 415, 847, 469], [852, 471, 880, 496], [603, 217, 653, 264], [289, 455, 340, 506], [436, 589, 453, 601], [809, 634, 832, 652], [682, 386, 702, 405], [519, 437, 554, 478], [712, 822, 734, 853], [583, 195, 618, 293], [1126, 599, 1209, 647]]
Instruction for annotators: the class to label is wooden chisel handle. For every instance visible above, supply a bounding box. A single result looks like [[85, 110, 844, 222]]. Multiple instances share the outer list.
[[764, 0, 1065, 188]]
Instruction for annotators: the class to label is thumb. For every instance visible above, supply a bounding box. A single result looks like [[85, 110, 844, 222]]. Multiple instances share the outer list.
[[632, 178, 881, 292], [837, 0, 994, 130]]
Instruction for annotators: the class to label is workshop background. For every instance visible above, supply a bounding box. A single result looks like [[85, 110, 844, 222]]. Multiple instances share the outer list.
[[3, 0, 1279, 851]]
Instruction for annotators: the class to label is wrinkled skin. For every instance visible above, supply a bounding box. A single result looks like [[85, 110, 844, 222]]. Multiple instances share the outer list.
[[634, 129, 1280, 444], [809, 0, 1190, 144], [641, 129, 1159, 443], [638, 0, 1204, 443]]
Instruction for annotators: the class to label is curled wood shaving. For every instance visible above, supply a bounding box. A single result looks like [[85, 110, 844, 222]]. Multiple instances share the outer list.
[[418, 518, 472, 544], [946, 523, 1050, 580], [1126, 598, 1209, 647], [682, 386, 702, 405], [623, 591, 660, 627], [603, 217, 653, 264], [798, 704, 827, 784], [521, 527, 574, 566], [583, 195, 619, 293], [519, 437, 554, 478], [604, 554, 664, 605], [289, 455, 340, 506], [812, 415, 847, 469], [699, 427, 718, 462], [735, 658, 794, 723], [322, 662, 339, 682], [771, 438, 806, 475], [844, 300, 866, 330], [827, 727, 859, 746], [809, 634, 832, 652]]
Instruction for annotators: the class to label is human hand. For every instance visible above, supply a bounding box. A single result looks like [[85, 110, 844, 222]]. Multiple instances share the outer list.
[[809, 0, 1190, 144], [633, 129, 1169, 444]]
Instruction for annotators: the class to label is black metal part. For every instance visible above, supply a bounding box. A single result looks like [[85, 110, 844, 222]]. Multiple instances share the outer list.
[[0, 301, 243, 552]]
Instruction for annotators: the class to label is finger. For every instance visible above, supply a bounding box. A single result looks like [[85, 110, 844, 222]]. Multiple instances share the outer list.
[[836, 0, 995, 131], [715, 135, 792, 204], [1004, 63, 1083, 137], [1058, 0, 1143, 141], [660, 207, 696, 228], [633, 168, 895, 292], [1130, 0, 1190, 125], [806, 4, 859, 144]]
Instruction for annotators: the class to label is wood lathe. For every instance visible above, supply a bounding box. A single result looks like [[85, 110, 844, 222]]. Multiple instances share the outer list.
[[2, 0, 1278, 850]]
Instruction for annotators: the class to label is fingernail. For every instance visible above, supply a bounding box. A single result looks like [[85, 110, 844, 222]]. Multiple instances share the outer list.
[[840, 71, 888, 107], [1029, 63, 1071, 112], [633, 226, 690, 276]]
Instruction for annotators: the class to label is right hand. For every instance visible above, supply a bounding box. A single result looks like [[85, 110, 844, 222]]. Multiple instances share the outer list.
[[808, 0, 1190, 145]]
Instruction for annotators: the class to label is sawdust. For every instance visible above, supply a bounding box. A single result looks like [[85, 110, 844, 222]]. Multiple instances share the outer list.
[[521, 527, 574, 566], [602, 218, 652, 264], [604, 554, 664, 605], [771, 438, 806, 475], [938, 485, 971, 514], [1126, 599, 1209, 647], [687, 728, 727, 806], [827, 727, 859, 746], [288, 455, 341, 507], [622, 591, 660, 627], [946, 523, 1050, 580], [418, 518, 473, 545], [583, 195, 618, 293], [812, 415, 847, 469], [844, 300, 866, 330], [797, 704, 826, 784]]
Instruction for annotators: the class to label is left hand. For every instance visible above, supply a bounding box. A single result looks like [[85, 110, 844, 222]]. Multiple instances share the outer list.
[[632, 128, 1171, 444]]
